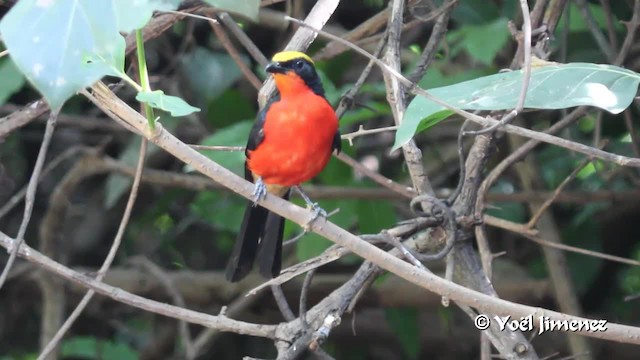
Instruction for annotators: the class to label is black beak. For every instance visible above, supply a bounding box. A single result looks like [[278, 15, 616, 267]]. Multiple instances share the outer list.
[[265, 62, 287, 74]]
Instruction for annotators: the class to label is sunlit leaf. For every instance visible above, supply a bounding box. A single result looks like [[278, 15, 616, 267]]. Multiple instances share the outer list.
[[394, 63, 640, 150], [136, 90, 200, 117], [0, 0, 124, 109]]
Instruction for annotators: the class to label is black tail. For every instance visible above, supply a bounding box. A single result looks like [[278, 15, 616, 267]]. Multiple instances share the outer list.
[[225, 192, 289, 282], [225, 202, 268, 282]]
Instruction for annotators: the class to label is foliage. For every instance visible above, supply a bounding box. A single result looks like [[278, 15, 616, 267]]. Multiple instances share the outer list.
[[394, 63, 640, 150], [1, 0, 640, 358]]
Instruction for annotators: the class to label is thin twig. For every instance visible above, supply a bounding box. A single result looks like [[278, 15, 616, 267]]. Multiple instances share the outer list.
[[0, 109, 58, 290], [406, 0, 457, 84], [335, 152, 415, 199], [189, 144, 245, 151], [271, 285, 296, 321], [206, 12, 263, 90], [341, 125, 398, 146], [526, 158, 590, 228], [614, 0, 640, 66], [217, 12, 270, 68], [132, 257, 196, 360], [37, 139, 148, 360], [299, 268, 316, 327], [575, 0, 615, 62], [521, 234, 640, 267], [0, 230, 279, 338], [334, 33, 387, 118], [0, 146, 90, 221]]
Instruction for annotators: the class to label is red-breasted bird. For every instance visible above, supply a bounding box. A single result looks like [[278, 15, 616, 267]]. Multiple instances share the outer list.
[[225, 51, 341, 282]]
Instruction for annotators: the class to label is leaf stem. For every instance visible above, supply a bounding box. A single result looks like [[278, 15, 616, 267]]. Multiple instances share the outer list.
[[135, 29, 156, 130]]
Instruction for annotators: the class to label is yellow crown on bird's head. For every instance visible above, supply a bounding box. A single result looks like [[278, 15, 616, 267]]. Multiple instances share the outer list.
[[271, 51, 314, 64]]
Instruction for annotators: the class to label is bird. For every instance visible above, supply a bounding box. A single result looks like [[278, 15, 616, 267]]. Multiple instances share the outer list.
[[225, 51, 341, 282]]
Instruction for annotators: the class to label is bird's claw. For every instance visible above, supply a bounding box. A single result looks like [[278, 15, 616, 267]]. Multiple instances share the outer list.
[[304, 202, 327, 231], [252, 178, 267, 205]]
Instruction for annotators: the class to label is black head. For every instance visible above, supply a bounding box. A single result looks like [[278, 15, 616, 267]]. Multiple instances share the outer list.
[[265, 51, 324, 97]]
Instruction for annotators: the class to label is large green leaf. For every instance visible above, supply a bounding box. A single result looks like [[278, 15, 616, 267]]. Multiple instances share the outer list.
[[0, 0, 124, 109], [203, 0, 260, 20], [394, 63, 640, 150], [0, 0, 182, 109]]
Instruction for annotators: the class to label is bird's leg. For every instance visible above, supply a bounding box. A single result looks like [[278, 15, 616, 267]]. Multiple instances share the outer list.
[[252, 177, 267, 205], [294, 185, 327, 228]]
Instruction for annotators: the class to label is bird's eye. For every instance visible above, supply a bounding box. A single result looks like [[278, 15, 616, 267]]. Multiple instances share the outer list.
[[294, 59, 305, 70]]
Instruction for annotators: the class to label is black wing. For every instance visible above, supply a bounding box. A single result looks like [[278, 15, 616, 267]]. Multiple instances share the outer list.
[[245, 95, 280, 157]]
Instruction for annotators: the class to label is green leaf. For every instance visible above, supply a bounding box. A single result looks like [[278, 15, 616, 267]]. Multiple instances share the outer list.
[[451, 0, 500, 25], [0, 0, 125, 109], [113, 0, 181, 33], [385, 308, 421, 359], [191, 191, 245, 233], [558, 3, 623, 33], [196, 120, 253, 176], [0, 58, 26, 105], [447, 18, 510, 65], [102, 341, 138, 360], [207, 89, 255, 127], [62, 337, 98, 358], [394, 63, 640, 150], [136, 90, 200, 117], [203, 0, 260, 20], [357, 200, 396, 234], [181, 47, 247, 105], [61, 337, 138, 360]]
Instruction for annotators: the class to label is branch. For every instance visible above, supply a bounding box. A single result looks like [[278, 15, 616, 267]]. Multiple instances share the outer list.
[[37, 140, 148, 359], [257, 0, 341, 107], [0, 109, 58, 290], [0, 230, 278, 338], [80, 82, 640, 345]]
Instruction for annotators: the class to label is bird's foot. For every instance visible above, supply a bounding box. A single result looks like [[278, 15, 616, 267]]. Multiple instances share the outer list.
[[294, 185, 327, 231], [252, 177, 267, 205], [304, 202, 328, 231]]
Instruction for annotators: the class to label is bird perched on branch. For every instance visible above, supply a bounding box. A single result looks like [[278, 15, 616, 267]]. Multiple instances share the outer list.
[[225, 51, 341, 282]]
